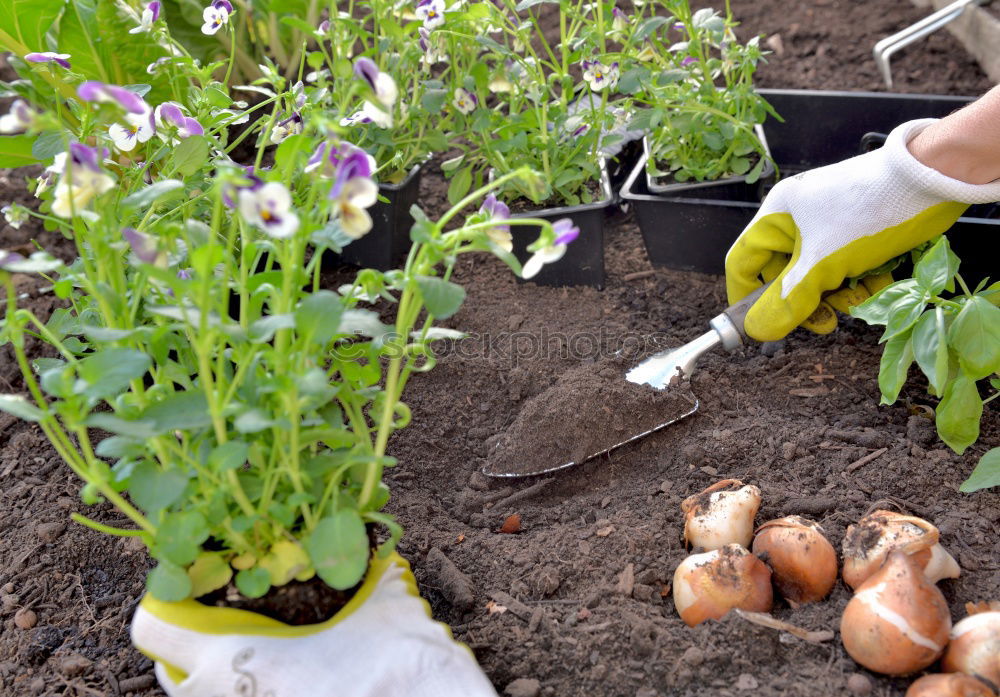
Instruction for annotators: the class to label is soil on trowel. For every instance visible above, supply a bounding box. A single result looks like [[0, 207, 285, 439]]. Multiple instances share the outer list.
[[486, 361, 697, 477]]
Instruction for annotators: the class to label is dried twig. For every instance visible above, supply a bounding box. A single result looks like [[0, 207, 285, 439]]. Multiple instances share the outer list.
[[846, 446, 888, 473], [734, 609, 835, 644]]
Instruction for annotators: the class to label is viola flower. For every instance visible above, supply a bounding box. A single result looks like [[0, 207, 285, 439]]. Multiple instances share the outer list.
[[479, 194, 512, 252], [0, 249, 25, 270], [202, 0, 232, 35], [123, 227, 164, 265], [146, 56, 172, 74], [452, 88, 477, 115], [109, 112, 155, 152], [305, 139, 372, 179], [238, 182, 300, 239], [130, 1, 162, 34], [418, 27, 447, 67], [416, 0, 446, 29], [25, 52, 71, 69], [612, 7, 629, 32], [353, 57, 398, 108], [522, 219, 579, 279], [582, 60, 619, 91], [270, 112, 303, 144], [78, 81, 149, 115], [636, 43, 656, 62], [221, 166, 263, 208], [318, 19, 331, 33], [0, 100, 37, 134], [51, 144, 115, 219], [328, 148, 378, 239], [681, 55, 698, 66], [154, 102, 204, 139], [291, 81, 307, 109], [2, 203, 29, 229], [341, 101, 392, 129]]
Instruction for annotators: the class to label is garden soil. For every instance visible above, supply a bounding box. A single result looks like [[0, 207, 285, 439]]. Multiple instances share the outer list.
[[1, 2, 998, 696]]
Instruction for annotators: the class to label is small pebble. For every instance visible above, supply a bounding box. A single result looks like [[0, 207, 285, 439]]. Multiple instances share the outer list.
[[58, 653, 92, 678], [847, 673, 872, 696], [14, 608, 37, 630], [1, 583, 13, 593], [29, 678, 45, 695], [1, 594, 19, 613], [680, 646, 705, 667], [36, 522, 65, 543], [504, 678, 541, 697]]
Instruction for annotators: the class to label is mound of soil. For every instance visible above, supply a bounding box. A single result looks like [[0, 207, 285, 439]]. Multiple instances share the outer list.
[[485, 361, 698, 476]]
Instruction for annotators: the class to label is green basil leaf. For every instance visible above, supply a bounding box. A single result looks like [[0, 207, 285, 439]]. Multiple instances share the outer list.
[[911, 308, 949, 396], [877, 330, 914, 405], [850, 279, 920, 327], [416, 275, 466, 319], [913, 237, 959, 295], [959, 447, 1000, 492], [936, 373, 982, 454], [305, 510, 369, 590], [947, 296, 1000, 379], [882, 284, 930, 342]]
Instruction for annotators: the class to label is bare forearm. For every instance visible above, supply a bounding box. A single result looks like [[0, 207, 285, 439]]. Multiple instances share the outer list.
[[907, 84, 1000, 185]]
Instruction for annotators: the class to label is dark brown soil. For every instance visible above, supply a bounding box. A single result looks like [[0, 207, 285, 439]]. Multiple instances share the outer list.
[[485, 361, 698, 476], [1, 3, 997, 697]]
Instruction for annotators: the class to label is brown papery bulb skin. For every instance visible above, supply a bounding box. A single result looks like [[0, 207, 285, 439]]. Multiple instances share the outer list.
[[681, 479, 762, 551], [941, 611, 1000, 689], [752, 516, 837, 606], [840, 550, 951, 676], [905, 673, 996, 697], [842, 510, 960, 590], [673, 544, 773, 627]]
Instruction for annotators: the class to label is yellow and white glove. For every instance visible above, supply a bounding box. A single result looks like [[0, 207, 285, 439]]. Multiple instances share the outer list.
[[131, 553, 498, 697], [726, 119, 1000, 342]]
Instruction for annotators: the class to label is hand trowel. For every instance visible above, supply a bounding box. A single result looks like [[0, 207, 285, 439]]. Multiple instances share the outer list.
[[483, 281, 772, 477]]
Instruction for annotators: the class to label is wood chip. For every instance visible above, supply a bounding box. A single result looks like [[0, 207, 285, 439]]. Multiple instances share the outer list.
[[733, 609, 834, 644], [788, 386, 830, 397], [616, 563, 635, 596], [486, 600, 508, 615], [624, 270, 656, 282], [595, 525, 615, 537], [846, 447, 888, 473]]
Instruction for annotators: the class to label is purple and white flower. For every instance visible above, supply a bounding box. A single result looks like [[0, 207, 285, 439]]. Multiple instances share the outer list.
[[416, 0, 446, 29], [154, 102, 204, 139], [479, 194, 512, 252], [318, 19, 331, 33], [2, 203, 29, 229], [270, 112, 303, 144], [109, 111, 155, 152], [238, 182, 299, 239], [452, 88, 477, 115], [522, 219, 579, 279], [324, 147, 378, 239], [680, 55, 697, 67], [341, 100, 392, 129], [25, 52, 71, 69], [0, 100, 37, 134], [612, 7, 628, 32], [130, 1, 162, 34], [582, 60, 619, 91], [123, 227, 164, 265], [51, 144, 115, 219], [78, 81, 150, 115], [353, 57, 398, 108], [0, 248, 25, 270], [221, 166, 263, 208], [306, 140, 370, 179], [202, 0, 232, 35]]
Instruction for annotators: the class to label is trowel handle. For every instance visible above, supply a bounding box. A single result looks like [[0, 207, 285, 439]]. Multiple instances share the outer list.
[[722, 280, 775, 342]]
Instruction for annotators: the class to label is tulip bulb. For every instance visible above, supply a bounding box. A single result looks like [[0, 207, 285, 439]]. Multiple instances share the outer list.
[[941, 611, 1000, 689], [681, 479, 761, 551], [842, 510, 960, 590], [905, 673, 996, 697], [673, 543, 773, 627], [752, 516, 837, 606], [840, 544, 952, 676]]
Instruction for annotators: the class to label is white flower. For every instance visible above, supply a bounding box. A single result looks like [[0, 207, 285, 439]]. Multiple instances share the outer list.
[[334, 177, 379, 239], [0, 100, 36, 134], [522, 219, 580, 279], [269, 112, 303, 144], [201, 4, 230, 35], [341, 101, 393, 129], [130, 1, 162, 34], [238, 182, 300, 239], [582, 60, 620, 91], [416, 0, 446, 29], [452, 87, 477, 115], [109, 111, 155, 152], [51, 145, 115, 219], [2, 203, 28, 229]]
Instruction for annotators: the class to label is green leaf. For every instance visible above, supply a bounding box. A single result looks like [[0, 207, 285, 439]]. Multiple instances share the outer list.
[[154, 511, 209, 566], [84, 413, 159, 439], [911, 308, 949, 396], [960, 448, 1000, 492], [0, 0, 63, 54], [187, 552, 233, 598], [850, 279, 920, 327], [234, 408, 278, 433], [514, 0, 557, 9], [936, 373, 982, 454], [235, 567, 271, 598], [0, 394, 43, 421], [416, 276, 466, 319], [947, 296, 1000, 379], [0, 134, 38, 168], [295, 291, 344, 345], [139, 392, 211, 433], [208, 440, 249, 472], [170, 136, 210, 176], [420, 88, 448, 114], [877, 331, 914, 405], [249, 314, 295, 343], [447, 165, 472, 206], [75, 348, 151, 400], [305, 510, 369, 590], [636, 16, 670, 41], [913, 237, 959, 295], [31, 131, 65, 160], [147, 560, 193, 602], [123, 180, 185, 210], [129, 462, 189, 513], [883, 284, 930, 342]]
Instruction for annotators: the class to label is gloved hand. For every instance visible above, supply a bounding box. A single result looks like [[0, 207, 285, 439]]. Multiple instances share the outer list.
[[725, 118, 1000, 342], [131, 553, 498, 697]]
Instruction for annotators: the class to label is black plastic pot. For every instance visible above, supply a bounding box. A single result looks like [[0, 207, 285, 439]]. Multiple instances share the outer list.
[[338, 162, 425, 271], [759, 89, 998, 285], [508, 166, 613, 288], [621, 153, 758, 274], [643, 124, 776, 203]]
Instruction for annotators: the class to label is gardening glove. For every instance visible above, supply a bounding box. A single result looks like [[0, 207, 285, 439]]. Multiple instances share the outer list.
[[131, 552, 498, 697], [725, 118, 1000, 342]]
